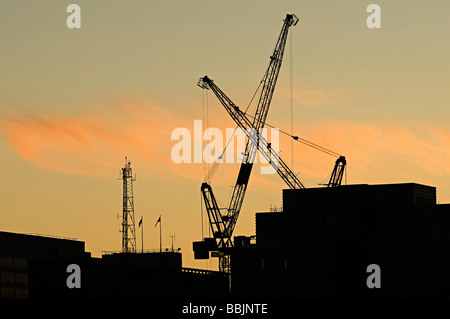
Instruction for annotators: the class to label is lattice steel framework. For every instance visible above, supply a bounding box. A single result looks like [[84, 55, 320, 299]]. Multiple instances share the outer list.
[[120, 157, 136, 253]]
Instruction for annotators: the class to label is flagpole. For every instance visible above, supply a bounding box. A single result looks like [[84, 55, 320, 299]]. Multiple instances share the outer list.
[[155, 214, 162, 252], [141, 216, 143, 253], [159, 214, 162, 253]]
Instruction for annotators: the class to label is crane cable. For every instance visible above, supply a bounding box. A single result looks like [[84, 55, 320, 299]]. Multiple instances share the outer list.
[[200, 191, 204, 240], [245, 113, 341, 158], [202, 89, 207, 179], [290, 26, 294, 171], [202, 84, 341, 185], [203, 72, 266, 184], [201, 49, 341, 185]]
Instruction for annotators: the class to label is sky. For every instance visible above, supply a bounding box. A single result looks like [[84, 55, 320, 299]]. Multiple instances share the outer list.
[[0, 1, 449, 270]]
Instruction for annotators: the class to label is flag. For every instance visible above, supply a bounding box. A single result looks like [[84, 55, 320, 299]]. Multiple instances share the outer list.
[[138, 217, 143, 228], [155, 216, 161, 227]]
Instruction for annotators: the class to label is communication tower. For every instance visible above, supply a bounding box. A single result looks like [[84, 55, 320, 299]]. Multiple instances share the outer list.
[[119, 156, 136, 253]]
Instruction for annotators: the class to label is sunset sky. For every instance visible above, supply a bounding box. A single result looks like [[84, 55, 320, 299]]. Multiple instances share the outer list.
[[1, 1, 449, 270]]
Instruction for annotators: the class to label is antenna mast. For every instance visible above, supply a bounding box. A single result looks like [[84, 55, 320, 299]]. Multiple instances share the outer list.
[[119, 156, 137, 253], [170, 234, 176, 251]]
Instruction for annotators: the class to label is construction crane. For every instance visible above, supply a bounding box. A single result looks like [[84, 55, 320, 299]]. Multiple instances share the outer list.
[[327, 156, 346, 187], [194, 14, 300, 274], [197, 76, 304, 190]]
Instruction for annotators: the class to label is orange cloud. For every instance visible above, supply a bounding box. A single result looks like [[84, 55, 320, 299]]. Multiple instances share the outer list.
[[1, 99, 449, 199], [0, 99, 193, 179], [0, 99, 266, 186], [285, 120, 450, 189]]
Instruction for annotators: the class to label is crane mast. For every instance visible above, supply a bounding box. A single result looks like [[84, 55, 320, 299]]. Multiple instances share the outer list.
[[195, 14, 300, 273], [225, 13, 299, 245]]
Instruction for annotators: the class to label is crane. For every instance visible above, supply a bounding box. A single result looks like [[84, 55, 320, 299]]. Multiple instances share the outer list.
[[193, 14, 346, 275], [197, 76, 304, 190], [327, 156, 346, 187], [194, 14, 300, 274]]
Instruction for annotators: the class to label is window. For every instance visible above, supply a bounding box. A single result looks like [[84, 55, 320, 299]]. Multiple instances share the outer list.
[[15, 288, 28, 299], [14, 256, 27, 270], [1, 287, 14, 299], [1, 271, 15, 285], [0, 255, 13, 268], [15, 273, 28, 286]]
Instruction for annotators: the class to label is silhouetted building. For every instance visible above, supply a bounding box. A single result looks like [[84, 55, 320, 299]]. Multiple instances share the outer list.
[[102, 250, 182, 270], [231, 183, 450, 299], [0, 231, 89, 299], [0, 230, 229, 299], [29, 252, 229, 299]]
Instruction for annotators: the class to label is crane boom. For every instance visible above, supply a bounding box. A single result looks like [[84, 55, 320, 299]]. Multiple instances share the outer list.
[[198, 76, 305, 190], [253, 13, 299, 132], [224, 14, 299, 243]]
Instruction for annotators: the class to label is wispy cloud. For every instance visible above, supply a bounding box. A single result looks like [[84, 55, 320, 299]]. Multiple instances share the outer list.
[[0, 99, 191, 179], [287, 120, 450, 187], [1, 99, 449, 195]]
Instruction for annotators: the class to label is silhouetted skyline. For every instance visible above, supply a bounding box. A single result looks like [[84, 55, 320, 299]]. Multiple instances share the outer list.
[[0, 1, 449, 273]]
